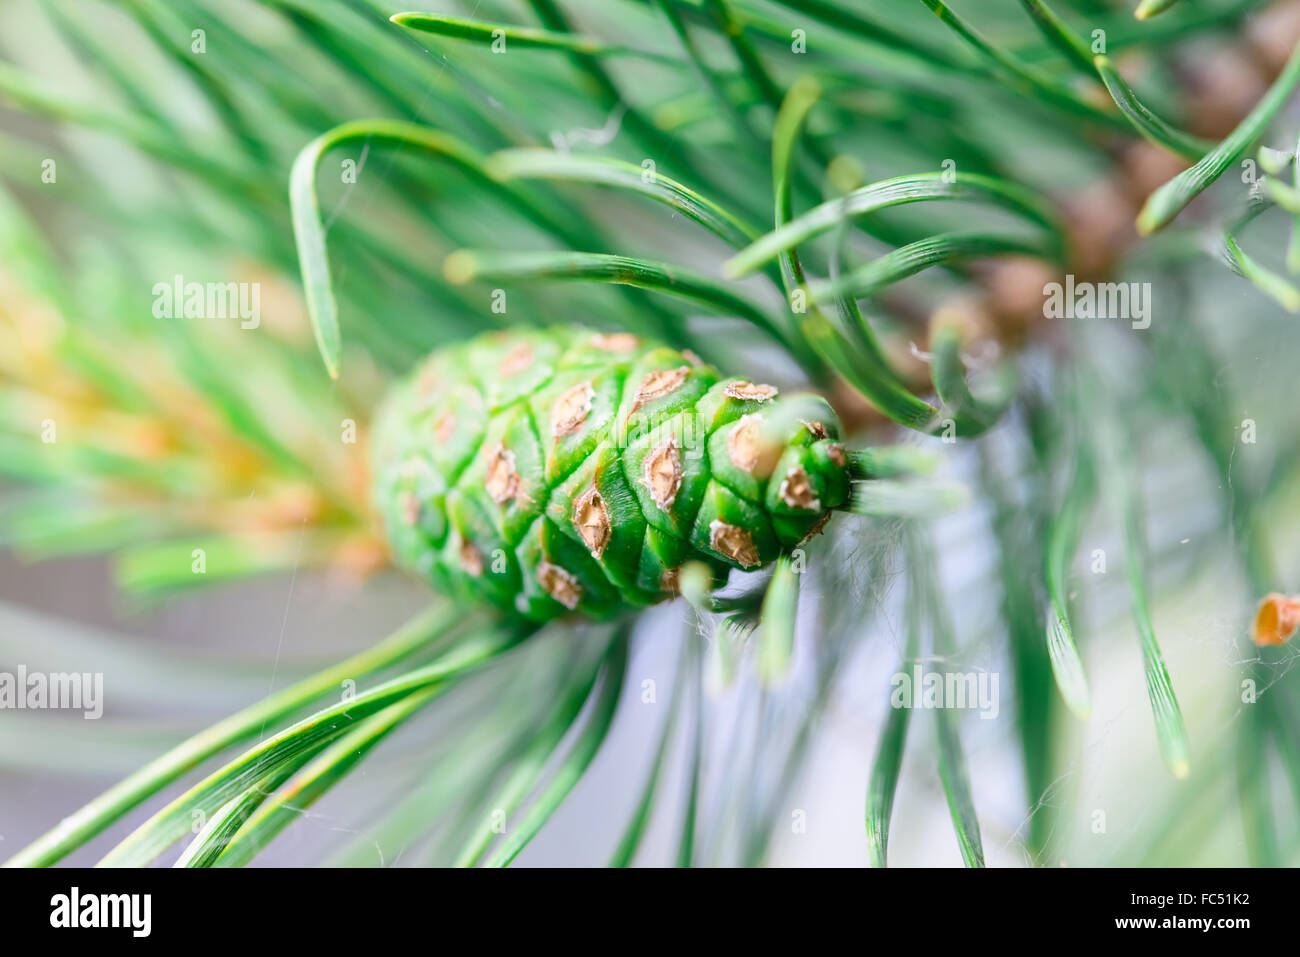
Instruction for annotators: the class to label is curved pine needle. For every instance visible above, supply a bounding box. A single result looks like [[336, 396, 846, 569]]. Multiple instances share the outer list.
[[2, 605, 473, 868], [325, 689, 543, 866], [770, 0, 973, 74], [865, 587, 920, 867], [725, 172, 1062, 278], [715, 0, 951, 275], [290, 121, 485, 379], [936, 701, 985, 867], [206, 690, 438, 867], [864, 683, 911, 868], [390, 11, 679, 62], [486, 148, 758, 248], [453, 646, 608, 867], [767, 76, 943, 432], [1290, 128, 1300, 273], [521, 0, 734, 214], [918, 0, 1128, 132], [483, 636, 629, 867], [973, 441, 1056, 858], [289, 119, 581, 378], [675, 635, 704, 867], [1094, 55, 1212, 160], [766, 73, 874, 392], [1041, 0, 1273, 59], [609, 635, 689, 867], [1043, 436, 1096, 720], [442, 249, 806, 362], [914, 532, 985, 867], [173, 772, 285, 868], [96, 625, 523, 866], [1220, 233, 1300, 313], [184, 679, 446, 867], [652, 0, 767, 152], [1259, 145, 1294, 176], [1015, 0, 1097, 79], [929, 319, 1016, 437], [757, 555, 799, 684], [702, 0, 784, 110], [1118, 447, 1191, 780], [1135, 0, 1182, 19], [808, 231, 1051, 305], [1264, 177, 1300, 214], [1138, 41, 1300, 234], [770, 74, 821, 297], [802, 311, 941, 431], [276, 0, 486, 114]]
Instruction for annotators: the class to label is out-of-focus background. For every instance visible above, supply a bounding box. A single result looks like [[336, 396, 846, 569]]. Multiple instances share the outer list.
[[3, 0, 1300, 867]]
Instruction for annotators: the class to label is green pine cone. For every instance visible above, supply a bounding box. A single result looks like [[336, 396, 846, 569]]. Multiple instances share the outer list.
[[371, 326, 851, 622]]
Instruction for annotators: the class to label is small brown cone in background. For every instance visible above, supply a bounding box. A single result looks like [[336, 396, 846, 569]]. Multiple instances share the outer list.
[[975, 257, 1059, 344], [929, 298, 995, 350], [1252, 593, 1300, 646]]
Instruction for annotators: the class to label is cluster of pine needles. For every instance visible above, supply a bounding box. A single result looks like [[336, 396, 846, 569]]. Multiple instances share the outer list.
[[1, 0, 1300, 866]]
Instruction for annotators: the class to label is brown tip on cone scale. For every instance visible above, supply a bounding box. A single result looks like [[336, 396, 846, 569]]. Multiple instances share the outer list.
[[459, 537, 483, 577], [725, 381, 778, 402], [779, 466, 820, 511], [660, 567, 681, 594], [632, 366, 690, 412], [500, 343, 534, 377], [538, 561, 582, 610], [801, 419, 829, 440], [1253, 593, 1300, 646], [434, 412, 456, 445], [573, 487, 611, 558], [825, 442, 847, 467], [591, 332, 638, 352], [709, 519, 759, 567], [551, 381, 595, 438], [485, 444, 521, 504], [642, 437, 682, 510], [727, 413, 779, 475]]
